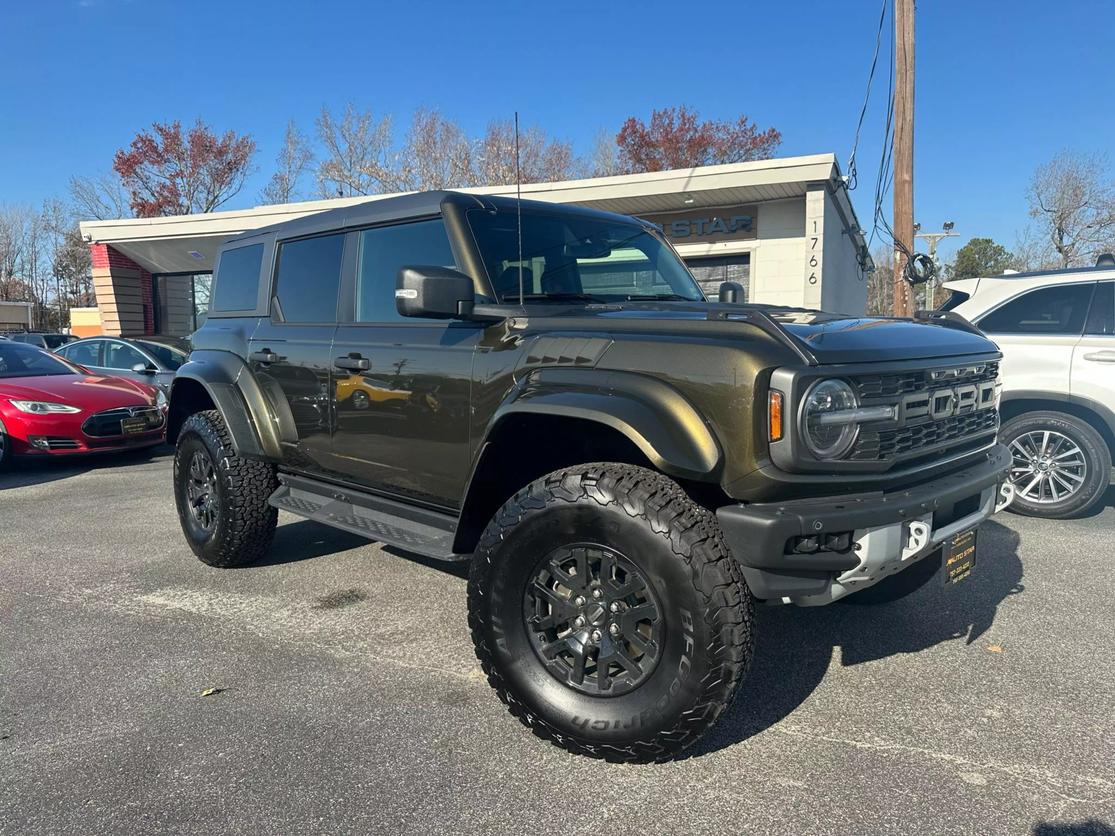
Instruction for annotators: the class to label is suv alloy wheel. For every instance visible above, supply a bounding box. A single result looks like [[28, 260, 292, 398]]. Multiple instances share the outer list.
[[1000, 411, 1112, 518]]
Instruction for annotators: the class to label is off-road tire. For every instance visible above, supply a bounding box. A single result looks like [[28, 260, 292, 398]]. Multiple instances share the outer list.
[[468, 463, 754, 763], [174, 410, 278, 567], [1000, 411, 1111, 519], [840, 548, 942, 605]]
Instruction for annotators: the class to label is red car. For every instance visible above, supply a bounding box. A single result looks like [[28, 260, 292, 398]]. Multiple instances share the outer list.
[[0, 340, 166, 467]]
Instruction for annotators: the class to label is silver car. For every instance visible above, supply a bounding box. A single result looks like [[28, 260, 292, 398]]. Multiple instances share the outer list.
[[55, 336, 189, 393]]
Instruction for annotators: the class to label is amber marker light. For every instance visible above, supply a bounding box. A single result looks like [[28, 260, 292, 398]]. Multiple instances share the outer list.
[[768, 391, 784, 442]]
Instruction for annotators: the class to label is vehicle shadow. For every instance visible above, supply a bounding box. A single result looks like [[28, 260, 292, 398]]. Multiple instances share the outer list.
[[251, 519, 373, 567], [1032, 821, 1114, 836], [691, 519, 1024, 757], [1072, 482, 1115, 519], [0, 444, 172, 491]]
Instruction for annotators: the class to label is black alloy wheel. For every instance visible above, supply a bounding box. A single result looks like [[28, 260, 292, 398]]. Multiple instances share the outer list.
[[524, 544, 663, 697]]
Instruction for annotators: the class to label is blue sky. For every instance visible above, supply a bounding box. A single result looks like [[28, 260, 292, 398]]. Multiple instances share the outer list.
[[2, 0, 1114, 263]]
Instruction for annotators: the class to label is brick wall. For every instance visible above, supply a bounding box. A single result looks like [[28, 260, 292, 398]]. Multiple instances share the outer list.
[[89, 243, 154, 336]]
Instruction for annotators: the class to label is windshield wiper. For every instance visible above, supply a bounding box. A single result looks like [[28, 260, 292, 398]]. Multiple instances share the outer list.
[[625, 293, 693, 301], [513, 292, 613, 304]]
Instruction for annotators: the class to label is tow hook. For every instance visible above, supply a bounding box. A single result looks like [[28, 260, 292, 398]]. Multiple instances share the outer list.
[[995, 481, 1015, 512]]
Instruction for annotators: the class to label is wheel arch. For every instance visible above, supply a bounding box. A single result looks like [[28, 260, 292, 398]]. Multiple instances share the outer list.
[[168, 350, 283, 460], [999, 391, 1115, 456], [452, 371, 726, 554]]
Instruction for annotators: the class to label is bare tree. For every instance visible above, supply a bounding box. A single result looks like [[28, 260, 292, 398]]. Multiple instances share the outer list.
[[397, 108, 473, 191], [315, 104, 400, 197], [472, 120, 576, 186], [260, 120, 315, 205], [585, 129, 622, 178], [866, 246, 894, 316], [1028, 150, 1115, 267], [69, 172, 133, 221]]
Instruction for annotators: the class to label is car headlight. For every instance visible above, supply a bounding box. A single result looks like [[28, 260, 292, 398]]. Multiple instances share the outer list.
[[800, 379, 859, 459], [8, 400, 82, 415], [156, 389, 168, 409]]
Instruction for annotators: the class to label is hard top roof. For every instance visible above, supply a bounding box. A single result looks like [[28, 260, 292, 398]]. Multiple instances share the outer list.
[[226, 190, 652, 247]]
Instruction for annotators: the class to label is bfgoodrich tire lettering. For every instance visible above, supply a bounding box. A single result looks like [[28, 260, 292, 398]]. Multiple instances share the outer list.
[[1000, 411, 1112, 519], [468, 463, 754, 762], [173, 410, 278, 567]]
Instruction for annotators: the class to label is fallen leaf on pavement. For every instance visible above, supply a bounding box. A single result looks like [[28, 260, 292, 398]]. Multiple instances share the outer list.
[[199, 687, 225, 697], [986, 645, 1003, 653]]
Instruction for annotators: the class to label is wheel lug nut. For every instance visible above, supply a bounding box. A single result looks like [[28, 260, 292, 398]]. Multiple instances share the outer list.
[[573, 616, 585, 628], [609, 602, 620, 613], [591, 629, 602, 642], [608, 623, 620, 636], [592, 588, 602, 599], [573, 596, 585, 607]]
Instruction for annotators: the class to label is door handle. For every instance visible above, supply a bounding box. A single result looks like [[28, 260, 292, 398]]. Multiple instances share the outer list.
[[1083, 351, 1115, 363], [334, 354, 371, 371], [251, 349, 283, 364]]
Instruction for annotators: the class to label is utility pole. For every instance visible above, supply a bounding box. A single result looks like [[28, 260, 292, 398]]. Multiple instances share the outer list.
[[892, 0, 915, 316], [915, 221, 958, 308]]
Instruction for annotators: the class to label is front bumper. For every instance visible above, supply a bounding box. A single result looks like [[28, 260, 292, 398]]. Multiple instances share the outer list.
[[717, 444, 1013, 605]]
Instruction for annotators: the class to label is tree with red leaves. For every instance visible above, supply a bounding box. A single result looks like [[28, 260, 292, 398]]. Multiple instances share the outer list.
[[112, 120, 256, 217], [613, 106, 781, 175]]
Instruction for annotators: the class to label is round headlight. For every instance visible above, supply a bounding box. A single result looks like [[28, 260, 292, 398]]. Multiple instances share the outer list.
[[800, 379, 859, 459]]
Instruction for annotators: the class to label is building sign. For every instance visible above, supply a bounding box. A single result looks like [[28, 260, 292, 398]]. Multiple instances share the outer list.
[[641, 205, 759, 244]]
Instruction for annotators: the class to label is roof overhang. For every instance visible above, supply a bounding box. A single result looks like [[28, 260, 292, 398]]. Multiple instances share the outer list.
[[79, 153, 865, 274]]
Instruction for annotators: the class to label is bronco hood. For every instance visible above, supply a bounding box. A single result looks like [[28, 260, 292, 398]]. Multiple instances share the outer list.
[[761, 309, 997, 364], [537, 302, 998, 365]]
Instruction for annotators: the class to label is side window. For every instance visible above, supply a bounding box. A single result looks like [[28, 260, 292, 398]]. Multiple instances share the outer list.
[[64, 340, 103, 367], [977, 283, 1095, 335], [356, 219, 457, 322], [274, 234, 345, 323], [212, 243, 264, 312], [1085, 281, 1114, 336], [104, 342, 149, 370]]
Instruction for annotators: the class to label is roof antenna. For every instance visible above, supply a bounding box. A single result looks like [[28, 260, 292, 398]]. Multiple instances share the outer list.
[[515, 111, 524, 306]]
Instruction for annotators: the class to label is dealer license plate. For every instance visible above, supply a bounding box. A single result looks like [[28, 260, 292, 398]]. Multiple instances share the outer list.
[[121, 416, 149, 436], [943, 528, 978, 585]]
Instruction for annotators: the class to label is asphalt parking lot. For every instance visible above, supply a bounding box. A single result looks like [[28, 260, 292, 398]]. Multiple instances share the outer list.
[[1, 449, 1113, 835]]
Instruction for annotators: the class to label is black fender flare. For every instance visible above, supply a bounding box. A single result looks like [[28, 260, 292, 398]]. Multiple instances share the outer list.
[[485, 367, 722, 480], [170, 350, 286, 460]]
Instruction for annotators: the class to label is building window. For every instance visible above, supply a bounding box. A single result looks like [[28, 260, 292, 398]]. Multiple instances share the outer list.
[[154, 273, 212, 337], [684, 254, 751, 301]]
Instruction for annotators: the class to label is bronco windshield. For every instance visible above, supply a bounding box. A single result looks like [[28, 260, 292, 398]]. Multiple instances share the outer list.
[[467, 207, 705, 304]]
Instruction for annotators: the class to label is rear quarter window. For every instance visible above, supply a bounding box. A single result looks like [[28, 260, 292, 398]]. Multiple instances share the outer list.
[[211, 243, 264, 313]]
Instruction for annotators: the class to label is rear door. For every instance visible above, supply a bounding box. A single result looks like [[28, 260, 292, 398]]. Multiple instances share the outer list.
[[976, 282, 1096, 397], [248, 231, 346, 476], [1071, 280, 1115, 409], [330, 217, 479, 507]]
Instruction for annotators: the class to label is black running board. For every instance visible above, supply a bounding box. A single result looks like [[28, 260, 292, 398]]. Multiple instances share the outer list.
[[268, 473, 463, 561]]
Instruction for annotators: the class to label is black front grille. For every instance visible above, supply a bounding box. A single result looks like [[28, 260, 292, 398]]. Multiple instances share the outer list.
[[846, 361, 1000, 462], [852, 408, 999, 460], [82, 407, 164, 438], [851, 361, 999, 401]]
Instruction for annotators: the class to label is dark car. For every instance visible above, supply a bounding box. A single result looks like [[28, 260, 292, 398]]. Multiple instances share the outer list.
[[6, 332, 77, 350], [56, 336, 189, 393], [166, 191, 1013, 762]]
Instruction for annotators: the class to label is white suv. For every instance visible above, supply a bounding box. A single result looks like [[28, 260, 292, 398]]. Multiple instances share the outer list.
[[941, 265, 1115, 518]]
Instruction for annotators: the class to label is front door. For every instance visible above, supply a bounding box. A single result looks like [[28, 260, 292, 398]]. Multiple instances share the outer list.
[[330, 218, 480, 508], [249, 231, 347, 475]]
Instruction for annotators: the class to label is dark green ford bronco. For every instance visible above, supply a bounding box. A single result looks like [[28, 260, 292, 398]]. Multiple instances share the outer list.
[[168, 191, 1013, 761]]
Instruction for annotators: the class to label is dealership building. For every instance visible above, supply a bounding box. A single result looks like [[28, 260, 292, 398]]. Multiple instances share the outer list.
[[77, 153, 872, 338]]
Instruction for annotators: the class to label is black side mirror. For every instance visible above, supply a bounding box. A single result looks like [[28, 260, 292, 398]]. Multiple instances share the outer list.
[[718, 281, 744, 304], [396, 266, 476, 319]]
